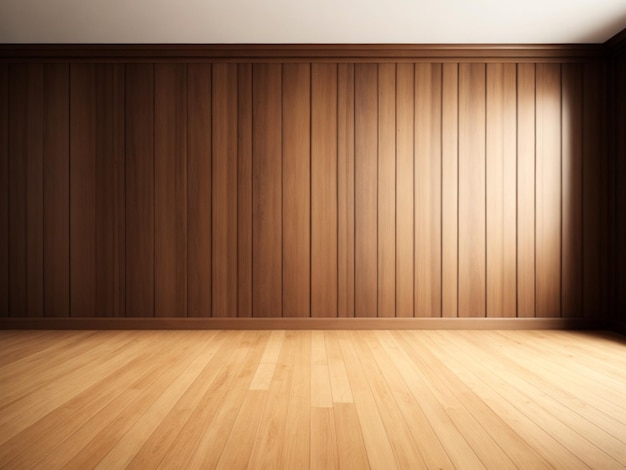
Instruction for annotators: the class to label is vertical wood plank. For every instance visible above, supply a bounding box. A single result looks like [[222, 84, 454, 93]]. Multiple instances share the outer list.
[[616, 59, 626, 322], [354, 64, 378, 318], [311, 63, 338, 318], [458, 63, 486, 318], [486, 63, 517, 317], [252, 64, 282, 317], [282, 63, 310, 318], [415, 63, 443, 317], [561, 64, 583, 318], [70, 64, 96, 317], [337, 64, 355, 318], [395, 63, 414, 318], [187, 64, 212, 317], [441, 63, 458, 318], [0, 65, 7, 316], [535, 63, 562, 318], [25, 66, 44, 317], [377, 63, 396, 318], [238, 64, 253, 317], [583, 64, 608, 319], [154, 64, 187, 317], [43, 64, 70, 317], [212, 63, 238, 317], [517, 63, 536, 318], [95, 64, 125, 317], [125, 64, 154, 317]]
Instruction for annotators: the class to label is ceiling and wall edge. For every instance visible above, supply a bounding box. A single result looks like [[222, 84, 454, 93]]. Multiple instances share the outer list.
[[0, 42, 614, 63]]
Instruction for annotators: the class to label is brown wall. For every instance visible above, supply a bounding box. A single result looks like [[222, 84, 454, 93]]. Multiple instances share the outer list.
[[0, 47, 612, 320], [611, 37, 626, 327]]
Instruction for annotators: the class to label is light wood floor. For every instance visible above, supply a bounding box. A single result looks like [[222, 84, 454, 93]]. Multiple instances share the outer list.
[[0, 330, 625, 469]]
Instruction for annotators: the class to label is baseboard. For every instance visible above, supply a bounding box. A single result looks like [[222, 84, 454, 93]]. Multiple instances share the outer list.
[[0, 317, 603, 330]]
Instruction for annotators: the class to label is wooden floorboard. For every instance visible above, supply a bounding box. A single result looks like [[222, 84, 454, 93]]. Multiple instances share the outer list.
[[0, 330, 625, 469]]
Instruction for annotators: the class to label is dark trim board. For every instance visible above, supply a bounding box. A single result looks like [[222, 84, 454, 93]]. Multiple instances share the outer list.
[[0, 317, 603, 330], [0, 44, 604, 63]]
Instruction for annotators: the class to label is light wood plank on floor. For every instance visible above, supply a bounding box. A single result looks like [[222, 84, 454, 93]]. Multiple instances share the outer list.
[[0, 330, 624, 469]]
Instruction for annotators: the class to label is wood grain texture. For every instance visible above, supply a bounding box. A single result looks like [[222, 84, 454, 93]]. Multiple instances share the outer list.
[[337, 64, 355, 318], [561, 64, 583, 318], [8, 65, 29, 317], [441, 63, 458, 318], [582, 64, 608, 319], [70, 65, 125, 317], [1, 330, 624, 468], [282, 63, 310, 318], [517, 63, 536, 318], [458, 63, 486, 318], [187, 64, 212, 317], [415, 63, 443, 317], [155, 64, 187, 318], [24, 65, 44, 318], [238, 64, 253, 317], [377, 63, 396, 318], [95, 65, 125, 318], [395, 63, 414, 318], [0, 55, 614, 321], [70, 64, 97, 317], [0, 65, 6, 316], [311, 63, 338, 318], [43, 64, 69, 317], [212, 63, 237, 317], [536, 63, 562, 318], [354, 64, 378, 318], [252, 64, 282, 317], [486, 63, 517, 317], [125, 64, 154, 317]]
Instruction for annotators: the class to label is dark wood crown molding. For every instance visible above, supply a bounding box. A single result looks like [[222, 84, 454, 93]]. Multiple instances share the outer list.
[[0, 43, 604, 63]]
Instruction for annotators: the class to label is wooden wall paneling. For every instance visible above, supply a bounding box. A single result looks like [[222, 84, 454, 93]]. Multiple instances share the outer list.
[[154, 64, 187, 317], [8, 65, 29, 317], [560, 64, 583, 318], [70, 64, 96, 317], [0, 65, 8, 316], [517, 63, 536, 318], [238, 64, 253, 317], [582, 63, 608, 319], [187, 64, 212, 317], [337, 64, 355, 318], [14, 65, 45, 318], [43, 64, 70, 317], [458, 63, 486, 318], [354, 64, 378, 318], [535, 63, 562, 318], [486, 63, 517, 317], [415, 63, 443, 317], [282, 63, 310, 318], [252, 64, 282, 317], [441, 63, 458, 318], [395, 63, 414, 318], [617, 58, 626, 322], [95, 64, 125, 317], [212, 63, 238, 317], [377, 63, 396, 318], [311, 63, 338, 317], [125, 64, 155, 317]]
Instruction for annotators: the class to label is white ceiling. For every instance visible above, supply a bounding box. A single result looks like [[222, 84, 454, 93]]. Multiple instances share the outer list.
[[1, 0, 625, 44]]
